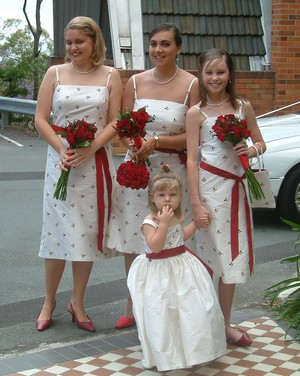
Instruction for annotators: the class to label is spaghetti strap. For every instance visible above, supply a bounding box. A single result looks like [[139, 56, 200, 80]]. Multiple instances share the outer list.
[[183, 77, 197, 105], [238, 98, 244, 114], [105, 67, 113, 87], [132, 75, 137, 100], [55, 66, 60, 85], [193, 102, 208, 119]]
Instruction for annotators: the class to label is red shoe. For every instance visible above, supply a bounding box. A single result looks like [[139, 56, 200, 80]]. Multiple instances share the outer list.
[[114, 316, 135, 329], [36, 302, 56, 331], [227, 328, 252, 347], [67, 302, 96, 332]]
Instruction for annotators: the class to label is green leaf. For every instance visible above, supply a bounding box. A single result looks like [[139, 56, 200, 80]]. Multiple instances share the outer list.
[[280, 217, 300, 230], [280, 254, 300, 264]]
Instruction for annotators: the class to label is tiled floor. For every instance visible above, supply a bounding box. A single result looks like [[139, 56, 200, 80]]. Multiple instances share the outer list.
[[1, 315, 300, 376]]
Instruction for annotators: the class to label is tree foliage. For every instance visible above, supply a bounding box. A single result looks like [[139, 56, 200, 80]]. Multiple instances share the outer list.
[[0, 2, 53, 100]]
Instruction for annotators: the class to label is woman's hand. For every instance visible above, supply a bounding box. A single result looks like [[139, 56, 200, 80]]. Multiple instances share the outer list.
[[193, 205, 211, 228], [59, 147, 94, 170], [233, 140, 250, 157], [134, 137, 156, 162]]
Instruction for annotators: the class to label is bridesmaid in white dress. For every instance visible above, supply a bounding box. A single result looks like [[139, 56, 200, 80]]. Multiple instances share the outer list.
[[106, 23, 200, 329], [35, 17, 122, 332], [186, 48, 266, 346], [127, 168, 227, 371]]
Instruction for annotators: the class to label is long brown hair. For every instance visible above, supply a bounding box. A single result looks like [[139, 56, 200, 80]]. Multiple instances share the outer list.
[[198, 48, 240, 110]]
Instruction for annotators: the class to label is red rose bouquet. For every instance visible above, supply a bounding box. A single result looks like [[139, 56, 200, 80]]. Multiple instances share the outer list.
[[53, 119, 97, 201], [212, 114, 265, 201], [114, 107, 154, 189]]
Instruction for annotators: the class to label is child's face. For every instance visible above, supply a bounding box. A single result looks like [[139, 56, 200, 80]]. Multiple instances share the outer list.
[[153, 186, 180, 212], [202, 58, 230, 94]]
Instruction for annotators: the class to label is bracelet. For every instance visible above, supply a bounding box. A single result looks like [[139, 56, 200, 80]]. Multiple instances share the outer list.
[[153, 135, 160, 148]]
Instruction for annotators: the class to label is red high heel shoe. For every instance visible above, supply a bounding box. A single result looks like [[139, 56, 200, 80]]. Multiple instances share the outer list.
[[227, 328, 252, 347], [114, 316, 136, 329], [67, 302, 96, 332], [36, 302, 56, 331]]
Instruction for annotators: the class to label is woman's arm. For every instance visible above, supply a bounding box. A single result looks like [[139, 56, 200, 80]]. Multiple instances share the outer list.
[[186, 106, 210, 228], [244, 100, 266, 158], [35, 66, 66, 156]]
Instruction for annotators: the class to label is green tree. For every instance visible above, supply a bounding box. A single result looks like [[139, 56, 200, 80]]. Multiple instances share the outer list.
[[0, 12, 53, 99]]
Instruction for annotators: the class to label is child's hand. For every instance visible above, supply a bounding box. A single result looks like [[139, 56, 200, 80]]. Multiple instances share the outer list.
[[158, 205, 174, 225]]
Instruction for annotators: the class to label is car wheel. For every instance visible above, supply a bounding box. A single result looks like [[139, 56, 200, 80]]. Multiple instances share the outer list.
[[276, 166, 300, 223]]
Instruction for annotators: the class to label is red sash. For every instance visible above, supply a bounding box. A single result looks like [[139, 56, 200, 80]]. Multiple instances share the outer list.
[[146, 244, 213, 278], [52, 124, 112, 253], [200, 161, 254, 274], [155, 147, 187, 165]]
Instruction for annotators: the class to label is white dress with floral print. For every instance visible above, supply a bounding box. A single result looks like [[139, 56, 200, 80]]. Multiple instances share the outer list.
[[106, 75, 196, 254], [127, 219, 226, 371], [195, 103, 254, 284], [38, 66, 115, 261]]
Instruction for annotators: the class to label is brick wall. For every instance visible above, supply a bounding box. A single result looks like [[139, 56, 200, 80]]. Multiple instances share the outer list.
[[271, 0, 300, 108]]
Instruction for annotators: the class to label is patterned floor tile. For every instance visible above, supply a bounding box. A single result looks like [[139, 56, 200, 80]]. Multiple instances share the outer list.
[[7, 317, 300, 376]]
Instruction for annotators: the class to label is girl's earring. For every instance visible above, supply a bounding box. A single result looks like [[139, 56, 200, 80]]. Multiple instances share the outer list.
[[176, 54, 179, 61], [228, 80, 231, 84]]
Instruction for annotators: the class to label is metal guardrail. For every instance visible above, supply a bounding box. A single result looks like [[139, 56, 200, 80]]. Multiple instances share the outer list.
[[0, 96, 37, 129]]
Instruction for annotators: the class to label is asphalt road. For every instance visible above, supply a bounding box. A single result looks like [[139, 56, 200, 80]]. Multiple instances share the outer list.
[[0, 127, 298, 357]]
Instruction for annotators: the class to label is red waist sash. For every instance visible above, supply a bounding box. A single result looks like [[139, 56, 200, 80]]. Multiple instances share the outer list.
[[146, 244, 213, 278], [200, 161, 254, 274], [155, 147, 187, 165], [52, 124, 112, 253]]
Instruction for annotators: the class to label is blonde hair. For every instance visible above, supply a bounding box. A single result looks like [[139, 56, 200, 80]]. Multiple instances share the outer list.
[[148, 169, 183, 221], [64, 16, 106, 65]]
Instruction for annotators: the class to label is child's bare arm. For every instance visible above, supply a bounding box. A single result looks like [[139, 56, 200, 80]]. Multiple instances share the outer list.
[[182, 221, 197, 241], [143, 206, 173, 253]]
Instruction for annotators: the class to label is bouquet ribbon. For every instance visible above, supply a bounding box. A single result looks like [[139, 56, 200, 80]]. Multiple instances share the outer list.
[[52, 124, 112, 253], [200, 161, 254, 274], [155, 147, 187, 166], [146, 244, 213, 277], [95, 147, 112, 253]]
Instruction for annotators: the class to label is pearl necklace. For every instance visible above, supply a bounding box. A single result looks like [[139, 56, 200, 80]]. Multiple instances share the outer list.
[[206, 96, 229, 107], [71, 61, 96, 75], [153, 65, 179, 85]]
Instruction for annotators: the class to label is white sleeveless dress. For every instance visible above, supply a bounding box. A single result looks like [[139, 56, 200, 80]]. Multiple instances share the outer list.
[[127, 219, 227, 371], [106, 76, 197, 253], [195, 102, 254, 283], [39, 66, 116, 261]]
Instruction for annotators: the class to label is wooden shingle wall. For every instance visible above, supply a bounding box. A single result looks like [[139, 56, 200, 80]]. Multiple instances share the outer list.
[[141, 0, 266, 70]]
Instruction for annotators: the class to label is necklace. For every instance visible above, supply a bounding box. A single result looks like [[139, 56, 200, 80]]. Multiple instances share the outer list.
[[153, 65, 179, 85], [206, 96, 229, 107], [71, 61, 96, 75]]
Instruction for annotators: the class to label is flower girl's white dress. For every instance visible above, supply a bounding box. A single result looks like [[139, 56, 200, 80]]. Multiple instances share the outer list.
[[127, 219, 227, 371]]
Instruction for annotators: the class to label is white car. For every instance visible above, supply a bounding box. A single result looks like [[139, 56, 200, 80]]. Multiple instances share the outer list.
[[254, 112, 300, 223]]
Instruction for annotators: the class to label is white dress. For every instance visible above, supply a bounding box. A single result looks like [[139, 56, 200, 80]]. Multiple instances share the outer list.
[[39, 66, 116, 261], [195, 103, 254, 283], [127, 219, 227, 372], [106, 75, 196, 253]]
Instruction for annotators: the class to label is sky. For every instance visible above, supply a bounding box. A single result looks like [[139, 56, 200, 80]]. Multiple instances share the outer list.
[[1, 0, 53, 38]]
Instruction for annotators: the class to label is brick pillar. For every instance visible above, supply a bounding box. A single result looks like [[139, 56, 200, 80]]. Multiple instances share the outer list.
[[271, 0, 300, 109]]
